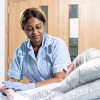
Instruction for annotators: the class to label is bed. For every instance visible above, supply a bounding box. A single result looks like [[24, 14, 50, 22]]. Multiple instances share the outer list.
[[0, 58, 100, 100]]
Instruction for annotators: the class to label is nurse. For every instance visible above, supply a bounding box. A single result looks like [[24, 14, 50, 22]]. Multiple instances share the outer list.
[[3, 7, 71, 91]]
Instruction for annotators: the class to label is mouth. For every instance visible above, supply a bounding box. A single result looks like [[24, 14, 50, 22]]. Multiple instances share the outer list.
[[31, 35, 39, 40]]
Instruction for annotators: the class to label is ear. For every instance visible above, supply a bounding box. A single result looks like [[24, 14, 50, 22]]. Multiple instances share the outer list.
[[43, 22, 46, 26], [43, 22, 46, 30]]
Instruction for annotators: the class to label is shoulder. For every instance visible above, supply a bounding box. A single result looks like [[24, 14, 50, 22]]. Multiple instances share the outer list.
[[51, 36, 67, 48], [15, 40, 29, 56], [45, 33, 66, 46], [19, 40, 29, 50]]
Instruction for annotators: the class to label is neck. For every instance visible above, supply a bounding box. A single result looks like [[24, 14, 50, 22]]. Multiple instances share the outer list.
[[31, 42, 42, 57]]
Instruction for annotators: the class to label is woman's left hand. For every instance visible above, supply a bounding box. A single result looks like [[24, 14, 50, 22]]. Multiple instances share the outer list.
[[2, 81, 35, 91]]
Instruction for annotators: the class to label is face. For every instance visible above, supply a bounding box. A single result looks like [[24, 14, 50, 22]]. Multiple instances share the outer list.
[[24, 17, 46, 46]]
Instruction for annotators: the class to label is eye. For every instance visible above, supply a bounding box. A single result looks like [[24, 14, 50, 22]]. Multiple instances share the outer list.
[[36, 25, 41, 29], [26, 28, 32, 32]]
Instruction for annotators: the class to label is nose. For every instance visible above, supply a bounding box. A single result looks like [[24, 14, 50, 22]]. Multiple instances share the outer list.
[[32, 28, 38, 34]]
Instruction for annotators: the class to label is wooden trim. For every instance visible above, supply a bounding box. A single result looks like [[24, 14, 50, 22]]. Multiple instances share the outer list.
[[5, 0, 9, 81], [59, 0, 70, 47], [48, 0, 59, 36]]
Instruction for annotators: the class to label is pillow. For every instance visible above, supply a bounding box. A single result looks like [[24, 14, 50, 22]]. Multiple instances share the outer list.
[[52, 79, 100, 100], [51, 58, 100, 93]]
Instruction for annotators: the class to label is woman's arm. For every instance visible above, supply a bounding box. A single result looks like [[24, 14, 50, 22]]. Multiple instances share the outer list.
[[35, 70, 66, 87], [35, 64, 74, 87], [9, 78, 20, 82], [8, 65, 73, 88], [3, 70, 66, 90], [3, 65, 74, 91]]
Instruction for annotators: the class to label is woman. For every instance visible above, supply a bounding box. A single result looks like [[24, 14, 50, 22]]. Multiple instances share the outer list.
[[3, 7, 71, 91]]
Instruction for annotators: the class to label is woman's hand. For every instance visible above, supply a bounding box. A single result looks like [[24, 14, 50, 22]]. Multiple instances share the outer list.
[[2, 82, 35, 91]]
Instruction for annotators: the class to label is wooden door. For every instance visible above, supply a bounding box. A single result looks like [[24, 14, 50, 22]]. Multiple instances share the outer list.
[[6, 0, 69, 83], [68, 0, 100, 54], [79, 0, 100, 53]]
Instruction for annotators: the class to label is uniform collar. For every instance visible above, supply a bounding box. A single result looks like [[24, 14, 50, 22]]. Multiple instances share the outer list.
[[27, 39, 32, 50], [41, 32, 52, 48], [27, 32, 52, 49]]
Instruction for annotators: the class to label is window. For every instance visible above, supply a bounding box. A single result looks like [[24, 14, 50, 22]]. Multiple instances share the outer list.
[[69, 5, 78, 61]]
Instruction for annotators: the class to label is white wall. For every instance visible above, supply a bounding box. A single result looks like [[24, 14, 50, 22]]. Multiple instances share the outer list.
[[0, 0, 5, 82]]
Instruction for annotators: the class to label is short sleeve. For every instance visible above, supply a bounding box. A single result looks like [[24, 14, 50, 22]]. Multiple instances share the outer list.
[[8, 48, 23, 80], [52, 38, 71, 74]]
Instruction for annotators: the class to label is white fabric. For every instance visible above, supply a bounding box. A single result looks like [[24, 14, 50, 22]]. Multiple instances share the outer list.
[[52, 79, 100, 100], [16, 83, 62, 100], [0, 83, 61, 100], [0, 93, 6, 100], [10, 93, 29, 100], [52, 58, 100, 93], [0, 87, 62, 100]]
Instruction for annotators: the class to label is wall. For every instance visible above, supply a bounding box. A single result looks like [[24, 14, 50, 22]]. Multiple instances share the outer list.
[[0, 0, 5, 82]]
